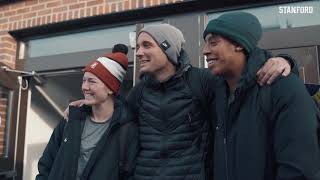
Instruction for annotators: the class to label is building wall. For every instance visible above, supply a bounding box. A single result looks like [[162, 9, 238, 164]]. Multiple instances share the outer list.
[[0, 0, 182, 179], [0, 0, 183, 68]]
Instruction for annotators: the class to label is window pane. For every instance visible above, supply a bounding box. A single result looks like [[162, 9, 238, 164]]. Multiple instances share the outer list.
[[28, 25, 136, 58], [207, 0, 320, 31]]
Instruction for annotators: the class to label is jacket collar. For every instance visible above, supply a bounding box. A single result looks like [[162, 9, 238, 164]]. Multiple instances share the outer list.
[[233, 48, 271, 95]]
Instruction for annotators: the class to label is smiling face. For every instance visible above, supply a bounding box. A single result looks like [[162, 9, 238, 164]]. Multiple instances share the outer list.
[[202, 33, 245, 78], [136, 32, 175, 77], [81, 72, 112, 106]]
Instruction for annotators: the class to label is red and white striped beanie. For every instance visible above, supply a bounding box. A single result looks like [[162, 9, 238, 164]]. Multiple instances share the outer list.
[[84, 46, 128, 95]]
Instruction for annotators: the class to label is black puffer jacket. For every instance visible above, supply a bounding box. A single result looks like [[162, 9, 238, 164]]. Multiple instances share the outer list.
[[36, 99, 139, 180], [127, 51, 218, 180], [213, 48, 320, 180]]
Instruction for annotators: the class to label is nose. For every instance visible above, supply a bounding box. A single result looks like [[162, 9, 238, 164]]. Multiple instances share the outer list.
[[82, 80, 89, 91], [136, 47, 143, 59], [202, 42, 210, 56]]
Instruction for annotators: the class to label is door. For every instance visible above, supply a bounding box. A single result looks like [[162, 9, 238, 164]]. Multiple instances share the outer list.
[[0, 62, 19, 179]]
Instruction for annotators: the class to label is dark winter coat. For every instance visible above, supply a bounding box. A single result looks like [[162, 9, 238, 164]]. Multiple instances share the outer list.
[[36, 99, 139, 180], [127, 50, 218, 180], [213, 48, 320, 180]]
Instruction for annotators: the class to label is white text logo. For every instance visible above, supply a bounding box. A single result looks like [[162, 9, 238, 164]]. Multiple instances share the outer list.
[[279, 6, 313, 14]]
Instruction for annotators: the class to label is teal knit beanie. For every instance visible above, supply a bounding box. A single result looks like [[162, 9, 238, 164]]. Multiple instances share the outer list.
[[203, 12, 262, 54]]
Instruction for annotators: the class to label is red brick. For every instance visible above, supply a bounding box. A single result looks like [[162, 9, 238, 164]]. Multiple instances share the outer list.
[[1, 36, 15, 43], [124, 0, 129, 10], [105, 4, 109, 13], [0, 42, 12, 49], [68, 11, 72, 20], [31, 4, 45, 11], [26, 19, 31, 27], [73, 10, 78, 19], [47, 1, 62, 8], [30, 19, 35, 26], [87, 0, 103, 7], [9, 2, 25, 10], [0, 49, 16, 56], [80, 9, 85, 18], [17, 7, 30, 14], [53, 6, 68, 13], [38, 9, 52, 16], [138, 0, 143, 8], [23, 12, 37, 19], [62, 12, 67, 20], [111, 3, 116, 12], [98, 6, 103, 14], [52, 14, 57, 22], [41, 16, 46, 24], [39, 0, 55, 3], [22, 21, 26, 28], [92, 6, 97, 16], [62, 0, 78, 4], [25, 0, 39, 6], [132, 0, 137, 9], [146, 0, 151, 7], [58, 13, 63, 21], [38, 17, 42, 25], [45, 15, 51, 24], [85, 8, 91, 16], [4, 11, 16, 16], [69, 3, 85, 10], [13, 22, 17, 29], [0, 18, 9, 24], [0, 6, 10, 12], [9, 15, 22, 21]]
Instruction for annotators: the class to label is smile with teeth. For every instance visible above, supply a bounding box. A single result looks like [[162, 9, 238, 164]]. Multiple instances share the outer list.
[[84, 93, 94, 98], [206, 58, 218, 66], [140, 60, 150, 65]]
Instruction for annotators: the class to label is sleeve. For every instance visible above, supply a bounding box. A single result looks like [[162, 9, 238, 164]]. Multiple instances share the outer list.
[[35, 120, 66, 180], [271, 74, 320, 180], [123, 123, 139, 180], [126, 82, 144, 121], [276, 53, 299, 76]]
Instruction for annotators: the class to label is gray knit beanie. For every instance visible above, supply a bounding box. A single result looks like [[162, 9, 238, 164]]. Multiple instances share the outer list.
[[139, 24, 185, 66]]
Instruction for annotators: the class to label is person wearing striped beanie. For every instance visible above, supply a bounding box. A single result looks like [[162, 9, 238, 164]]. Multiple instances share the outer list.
[[83, 43, 128, 96], [36, 44, 139, 180]]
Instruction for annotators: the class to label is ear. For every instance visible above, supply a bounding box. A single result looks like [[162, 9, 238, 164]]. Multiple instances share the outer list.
[[235, 45, 244, 52], [108, 91, 114, 95]]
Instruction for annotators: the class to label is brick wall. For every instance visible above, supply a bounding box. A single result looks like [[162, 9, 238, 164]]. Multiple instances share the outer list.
[[0, 0, 182, 159], [0, 0, 183, 69], [0, 88, 8, 157]]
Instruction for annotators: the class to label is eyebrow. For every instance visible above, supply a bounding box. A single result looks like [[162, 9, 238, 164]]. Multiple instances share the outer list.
[[206, 34, 220, 42], [83, 77, 98, 81]]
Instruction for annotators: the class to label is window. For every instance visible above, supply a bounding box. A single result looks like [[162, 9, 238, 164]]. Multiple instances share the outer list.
[[207, 0, 320, 31]]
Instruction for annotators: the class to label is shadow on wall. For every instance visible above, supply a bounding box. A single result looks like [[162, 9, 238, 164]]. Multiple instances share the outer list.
[[31, 85, 63, 129], [24, 143, 47, 180]]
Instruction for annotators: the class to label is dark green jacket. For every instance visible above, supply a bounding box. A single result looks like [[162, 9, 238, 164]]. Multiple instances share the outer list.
[[36, 99, 139, 180], [213, 48, 320, 180]]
